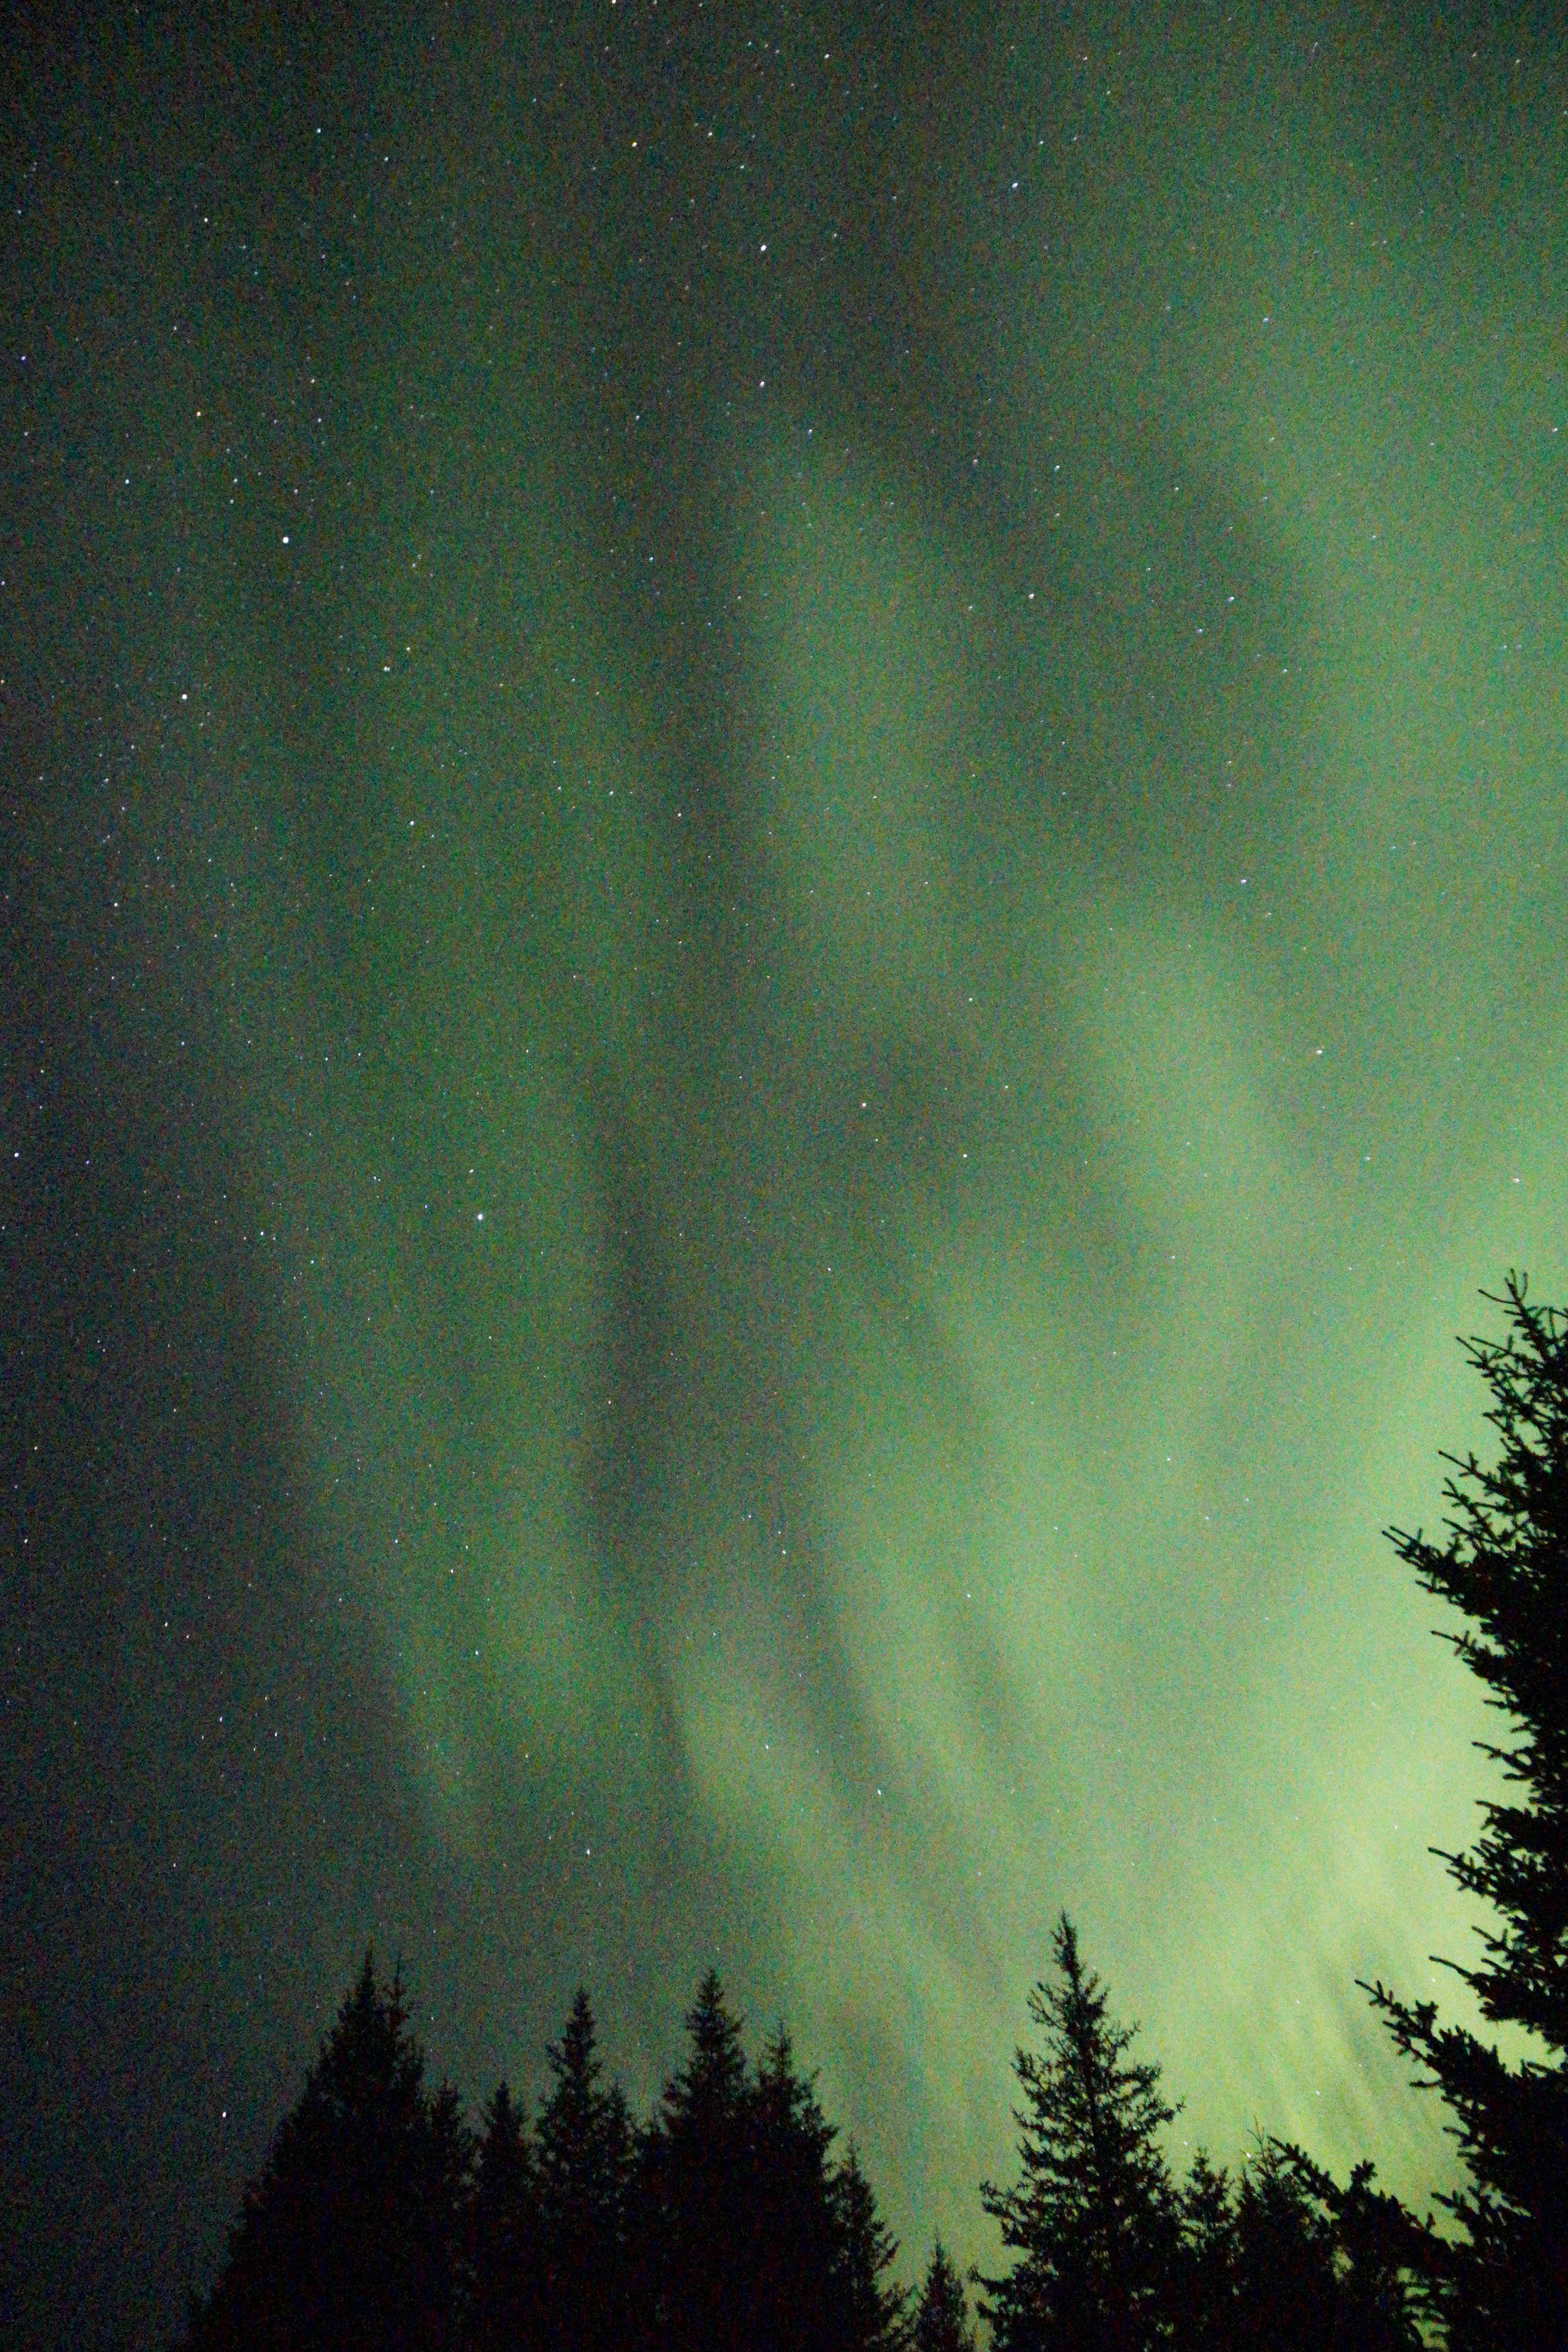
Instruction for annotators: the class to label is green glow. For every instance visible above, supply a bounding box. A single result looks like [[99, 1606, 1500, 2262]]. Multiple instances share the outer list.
[[148, 6, 1567, 2285]]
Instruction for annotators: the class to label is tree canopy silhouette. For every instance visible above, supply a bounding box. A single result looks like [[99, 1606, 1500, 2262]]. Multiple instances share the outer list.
[[975, 1921, 1425, 2352], [913, 2238, 978, 2352], [639, 1971, 907, 2352], [1220, 2140, 1423, 2352], [978, 1912, 1180, 2352], [828, 2141, 909, 2350], [193, 1276, 1568, 2352], [532, 1987, 635, 2352], [181, 1950, 470, 2352], [1364, 1273, 1568, 2350], [745, 2022, 851, 2352], [181, 1957, 913, 2352], [645, 1968, 754, 2352], [468, 2076, 543, 2352]]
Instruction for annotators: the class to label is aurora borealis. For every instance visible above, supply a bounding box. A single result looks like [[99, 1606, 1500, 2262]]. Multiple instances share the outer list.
[[5, 5, 1567, 2344]]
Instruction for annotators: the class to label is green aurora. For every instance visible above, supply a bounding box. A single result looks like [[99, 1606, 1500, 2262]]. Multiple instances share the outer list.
[[7, 5, 1568, 2342]]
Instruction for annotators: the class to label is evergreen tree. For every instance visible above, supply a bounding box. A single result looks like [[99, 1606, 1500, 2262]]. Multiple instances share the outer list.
[[468, 2078, 544, 2352], [746, 2023, 844, 2352], [1267, 2145, 1426, 2352], [828, 2142, 910, 2351], [1163, 2140, 1422, 2352], [1364, 1276, 1568, 2348], [534, 1988, 635, 2352], [645, 1970, 754, 2352], [913, 2238, 977, 2352], [978, 1914, 1179, 2352], [182, 1950, 471, 2352], [663, 1968, 750, 2145], [1227, 2141, 1341, 2352], [1168, 2151, 1235, 2347], [637, 1973, 909, 2352]]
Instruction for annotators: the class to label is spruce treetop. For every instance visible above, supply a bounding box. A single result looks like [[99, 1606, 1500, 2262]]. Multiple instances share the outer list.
[[978, 1913, 1179, 2352], [913, 2238, 978, 2352], [663, 1968, 749, 2138], [1364, 1274, 1568, 2349]]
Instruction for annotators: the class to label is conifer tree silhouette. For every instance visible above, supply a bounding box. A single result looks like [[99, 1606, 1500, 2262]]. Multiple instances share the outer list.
[[913, 2238, 977, 2352], [534, 1988, 635, 2352], [746, 2022, 844, 2352], [1363, 1276, 1568, 2348], [181, 1949, 470, 2352], [646, 1969, 753, 2352], [828, 2142, 910, 2350], [469, 2077, 544, 2352], [1253, 2145, 1425, 2352], [638, 1971, 908, 2351], [1169, 2150, 1236, 2346], [1158, 2139, 1423, 2351], [1227, 2141, 1341, 2351], [978, 1914, 1179, 2352]]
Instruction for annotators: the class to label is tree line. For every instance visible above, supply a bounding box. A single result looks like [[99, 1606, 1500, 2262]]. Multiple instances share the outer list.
[[178, 1277, 1568, 2348], [181, 1955, 916, 2352]]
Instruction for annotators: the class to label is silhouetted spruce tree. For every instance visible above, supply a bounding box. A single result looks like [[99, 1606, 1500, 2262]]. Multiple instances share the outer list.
[[1168, 2151, 1236, 2347], [746, 2022, 844, 2352], [645, 1969, 753, 2352], [1227, 2140, 1343, 2352], [468, 2078, 544, 2352], [534, 1989, 635, 2352], [828, 2142, 910, 2350], [1162, 2139, 1421, 2352], [913, 2238, 977, 2352], [978, 1914, 1179, 2352], [1364, 1276, 1568, 2349], [639, 1976, 908, 2352], [183, 1950, 471, 2352], [1265, 2145, 1426, 2352]]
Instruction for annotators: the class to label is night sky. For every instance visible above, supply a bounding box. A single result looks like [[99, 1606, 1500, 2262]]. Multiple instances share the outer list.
[[5, 5, 1567, 2345]]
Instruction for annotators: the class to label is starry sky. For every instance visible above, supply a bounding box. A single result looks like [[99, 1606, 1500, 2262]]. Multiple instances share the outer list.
[[5, 3, 1567, 2344]]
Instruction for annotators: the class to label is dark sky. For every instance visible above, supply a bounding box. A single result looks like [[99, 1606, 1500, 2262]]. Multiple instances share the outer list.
[[5, 4, 1566, 2344]]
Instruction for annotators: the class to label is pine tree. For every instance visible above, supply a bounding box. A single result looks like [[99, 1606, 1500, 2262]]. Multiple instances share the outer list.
[[646, 1970, 754, 2352], [1228, 2141, 1341, 2352], [913, 2238, 977, 2352], [468, 2079, 544, 2352], [534, 1988, 635, 2352], [637, 1973, 909, 2352], [1164, 2141, 1421, 2352], [746, 2023, 844, 2352], [978, 1914, 1180, 2352], [1169, 2151, 1236, 2347], [828, 2142, 910, 2351], [1269, 2146, 1426, 2352], [425, 2080, 475, 2345], [1364, 1276, 1568, 2348], [663, 1968, 750, 2145], [182, 1950, 471, 2352]]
